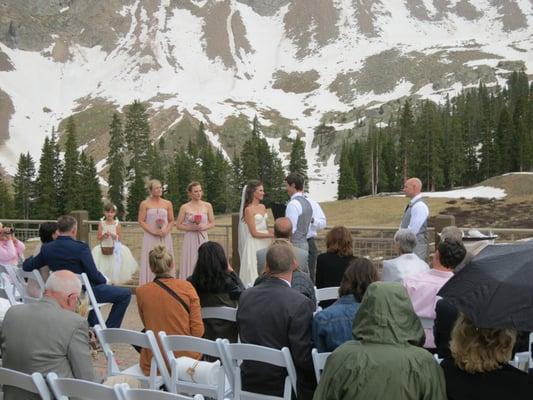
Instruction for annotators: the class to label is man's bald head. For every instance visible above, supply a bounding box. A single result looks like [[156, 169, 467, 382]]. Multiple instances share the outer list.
[[274, 217, 292, 239], [403, 177, 423, 199], [44, 270, 82, 312]]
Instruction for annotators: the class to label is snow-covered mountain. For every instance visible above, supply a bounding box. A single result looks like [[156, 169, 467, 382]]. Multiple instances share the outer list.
[[0, 0, 532, 201]]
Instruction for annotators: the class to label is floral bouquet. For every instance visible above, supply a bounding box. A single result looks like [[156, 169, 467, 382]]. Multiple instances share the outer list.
[[193, 214, 202, 225]]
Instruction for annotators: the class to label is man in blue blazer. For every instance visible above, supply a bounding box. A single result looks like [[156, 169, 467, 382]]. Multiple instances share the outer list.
[[23, 215, 131, 328]]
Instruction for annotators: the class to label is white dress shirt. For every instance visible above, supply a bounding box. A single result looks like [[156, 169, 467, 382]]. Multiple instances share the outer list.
[[405, 193, 429, 235], [305, 195, 327, 239], [285, 192, 305, 234]]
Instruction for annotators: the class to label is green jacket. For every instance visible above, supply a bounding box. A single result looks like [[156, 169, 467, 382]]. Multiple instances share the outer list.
[[314, 282, 446, 400]]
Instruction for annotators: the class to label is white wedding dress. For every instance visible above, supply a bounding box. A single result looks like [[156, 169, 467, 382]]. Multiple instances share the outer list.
[[239, 213, 272, 287]]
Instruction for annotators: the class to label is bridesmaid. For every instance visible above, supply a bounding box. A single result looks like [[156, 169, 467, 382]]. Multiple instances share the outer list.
[[138, 179, 175, 285], [176, 182, 215, 279]]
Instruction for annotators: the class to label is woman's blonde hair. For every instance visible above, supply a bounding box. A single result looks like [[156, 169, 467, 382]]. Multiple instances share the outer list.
[[147, 179, 162, 192], [148, 245, 174, 276], [450, 313, 516, 373]]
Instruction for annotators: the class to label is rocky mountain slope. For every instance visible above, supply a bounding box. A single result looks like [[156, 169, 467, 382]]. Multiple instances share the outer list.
[[0, 0, 532, 200]]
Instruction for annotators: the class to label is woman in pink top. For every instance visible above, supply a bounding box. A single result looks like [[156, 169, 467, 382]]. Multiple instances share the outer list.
[[402, 238, 466, 349], [0, 223, 25, 266]]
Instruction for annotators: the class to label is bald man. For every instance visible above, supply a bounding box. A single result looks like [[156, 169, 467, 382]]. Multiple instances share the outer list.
[[401, 178, 429, 261], [256, 217, 309, 276], [1, 270, 95, 399]]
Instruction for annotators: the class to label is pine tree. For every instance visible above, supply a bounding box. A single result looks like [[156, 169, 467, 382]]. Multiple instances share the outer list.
[[13, 152, 36, 219], [0, 173, 14, 218], [289, 136, 308, 181], [50, 129, 64, 215], [61, 117, 82, 213], [79, 152, 103, 219], [127, 168, 147, 221], [34, 137, 57, 219], [148, 142, 165, 183], [107, 113, 126, 218], [399, 100, 414, 181], [337, 142, 357, 199], [124, 100, 151, 175]]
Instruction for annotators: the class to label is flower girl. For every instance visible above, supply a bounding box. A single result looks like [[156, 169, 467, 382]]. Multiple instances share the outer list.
[[91, 202, 138, 284]]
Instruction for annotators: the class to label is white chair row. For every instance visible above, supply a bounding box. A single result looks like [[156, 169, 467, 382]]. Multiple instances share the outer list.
[[94, 325, 299, 400], [0, 265, 109, 329], [0, 367, 201, 400]]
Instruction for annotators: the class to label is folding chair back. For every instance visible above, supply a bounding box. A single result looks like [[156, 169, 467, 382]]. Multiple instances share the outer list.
[[94, 325, 170, 390], [201, 306, 237, 322], [47, 372, 121, 400], [222, 342, 297, 400], [0, 264, 19, 305], [158, 333, 230, 399], [311, 349, 331, 383], [77, 273, 108, 328], [11, 268, 44, 303], [0, 368, 52, 400], [117, 383, 201, 400]]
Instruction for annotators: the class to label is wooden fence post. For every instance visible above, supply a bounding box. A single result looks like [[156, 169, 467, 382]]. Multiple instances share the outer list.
[[433, 214, 456, 249], [70, 210, 89, 243]]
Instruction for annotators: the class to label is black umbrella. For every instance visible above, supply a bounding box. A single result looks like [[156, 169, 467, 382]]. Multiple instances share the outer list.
[[437, 241, 533, 331]]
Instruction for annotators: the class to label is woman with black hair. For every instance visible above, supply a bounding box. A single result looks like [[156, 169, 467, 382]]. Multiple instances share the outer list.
[[189, 241, 245, 342]]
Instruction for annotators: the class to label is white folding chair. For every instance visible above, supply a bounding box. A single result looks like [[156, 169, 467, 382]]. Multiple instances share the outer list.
[[201, 306, 237, 322], [0, 368, 52, 400], [94, 325, 170, 390], [314, 286, 339, 308], [0, 264, 19, 306], [10, 268, 45, 303], [510, 332, 533, 369], [77, 272, 110, 328], [47, 372, 121, 400], [222, 342, 297, 400], [117, 383, 202, 400], [158, 333, 232, 399], [311, 348, 331, 383]]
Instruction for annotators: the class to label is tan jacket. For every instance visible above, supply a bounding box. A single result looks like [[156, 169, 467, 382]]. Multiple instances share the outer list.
[[136, 278, 204, 375]]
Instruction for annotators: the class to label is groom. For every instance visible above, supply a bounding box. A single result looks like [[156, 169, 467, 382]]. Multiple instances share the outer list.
[[284, 173, 312, 253]]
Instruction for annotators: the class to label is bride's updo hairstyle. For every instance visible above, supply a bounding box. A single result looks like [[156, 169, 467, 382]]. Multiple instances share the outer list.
[[148, 245, 174, 276], [242, 180, 263, 219]]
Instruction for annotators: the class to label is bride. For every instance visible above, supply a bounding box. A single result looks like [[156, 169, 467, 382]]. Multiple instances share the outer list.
[[238, 180, 274, 286]]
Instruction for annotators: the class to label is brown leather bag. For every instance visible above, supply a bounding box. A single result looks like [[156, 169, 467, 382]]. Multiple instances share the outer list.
[[101, 244, 114, 255]]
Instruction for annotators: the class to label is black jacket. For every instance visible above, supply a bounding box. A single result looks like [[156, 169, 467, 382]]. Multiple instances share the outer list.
[[441, 358, 533, 400], [237, 277, 316, 399]]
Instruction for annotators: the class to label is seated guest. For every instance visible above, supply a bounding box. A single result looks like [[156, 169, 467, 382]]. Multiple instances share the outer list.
[[26, 221, 59, 298], [314, 282, 446, 400], [255, 239, 316, 305], [441, 314, 533, 399], [403, 238, 466, 350], [189, 241, 244, 342], [382, 229, 429, 282], [313, 258, 378, 352], [316, 226, 355, 308], [0, 270, 95, 400], [238, 244, 316, 399], [23, 215, 131, 328], [256, 217, 309, 275], [0, 222, 25, 266], [137, 245, 204, 376]]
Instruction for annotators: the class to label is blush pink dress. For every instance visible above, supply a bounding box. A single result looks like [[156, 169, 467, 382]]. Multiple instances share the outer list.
[[179, 212, 209, 280], [140, 208, 175, 285]]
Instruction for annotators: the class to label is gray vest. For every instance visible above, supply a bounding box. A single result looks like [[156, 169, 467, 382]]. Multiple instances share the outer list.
[[292, 196, 313, 251], [401, 197, 428, 260]]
